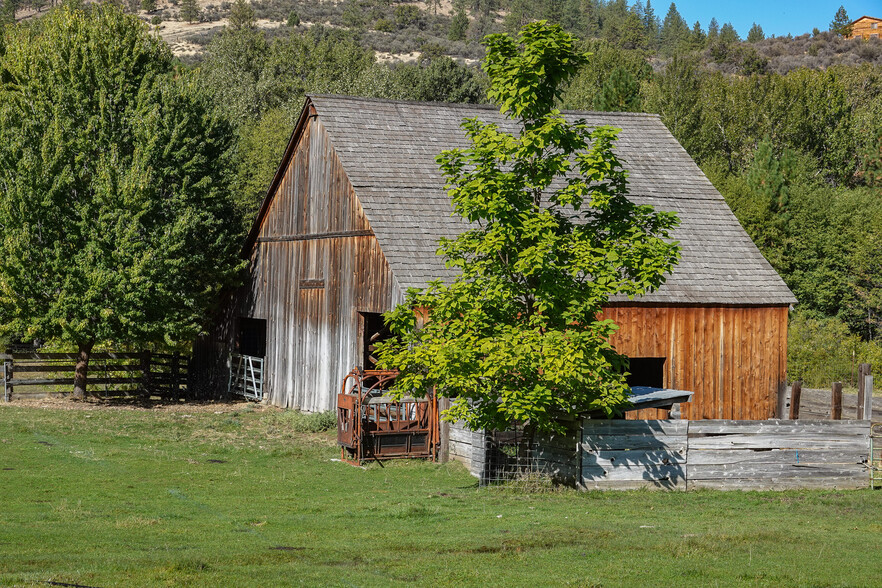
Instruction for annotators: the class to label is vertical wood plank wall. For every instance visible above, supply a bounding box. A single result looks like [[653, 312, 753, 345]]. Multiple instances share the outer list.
[[602, 305, 789, 421], [239, 116, 399, 412]]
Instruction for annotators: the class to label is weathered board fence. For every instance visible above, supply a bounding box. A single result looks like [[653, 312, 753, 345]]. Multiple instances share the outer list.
[[451, 419, 872, 490], [2, 352, 189, 401]]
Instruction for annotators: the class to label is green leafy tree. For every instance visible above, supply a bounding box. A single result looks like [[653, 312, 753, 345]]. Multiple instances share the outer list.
[[377, 22, 680, 433], [747, 22, 764, 43], [229, 0, 255, 30], [0, 4, 244, 397], [140, 0, 156, 12], [561, 39, 651, 110], [594, 66, 641, 112], [642, 54, 702, 156], [830, 5, 851, 36], [180, 0, 200, 23]]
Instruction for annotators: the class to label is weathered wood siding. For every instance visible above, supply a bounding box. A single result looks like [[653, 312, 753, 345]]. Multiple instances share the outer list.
[[579, 419, 870, 491], [687, 420, 870, 490], [240, 115, 400, 411], [602, 305, 789, 421], [582, 420, 689, 490], [449, 421, 487, 478]]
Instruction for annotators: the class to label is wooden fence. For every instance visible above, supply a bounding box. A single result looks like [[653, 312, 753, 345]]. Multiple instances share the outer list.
[[451, 419, 872, 491], [2, 352, 189, 401]]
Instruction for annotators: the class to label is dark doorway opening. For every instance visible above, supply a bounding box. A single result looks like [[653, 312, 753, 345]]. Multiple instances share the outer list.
[[360, 312, 392, 370], [237, 317, 267, 357], [626, 357, 666, 388]]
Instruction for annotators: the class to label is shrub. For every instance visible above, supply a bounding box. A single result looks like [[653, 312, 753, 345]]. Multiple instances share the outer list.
[[374, 17, 393, 33]]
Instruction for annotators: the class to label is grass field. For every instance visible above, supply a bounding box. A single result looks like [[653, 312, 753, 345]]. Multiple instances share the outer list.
[[1, 401, 881, 587]]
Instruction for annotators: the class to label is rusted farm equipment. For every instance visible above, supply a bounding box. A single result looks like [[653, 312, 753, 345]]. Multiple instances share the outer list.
[[337, 367, 439, 465]]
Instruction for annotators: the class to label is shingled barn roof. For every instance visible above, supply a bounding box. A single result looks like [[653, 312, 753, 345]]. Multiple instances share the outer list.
[[251, 95, 796, 306]]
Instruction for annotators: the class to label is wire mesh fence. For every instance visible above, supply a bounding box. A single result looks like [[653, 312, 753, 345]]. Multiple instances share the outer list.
[[479, 424, 577, 489]]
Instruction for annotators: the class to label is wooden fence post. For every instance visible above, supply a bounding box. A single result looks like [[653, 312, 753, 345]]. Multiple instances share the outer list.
[[857, 363, 871, 420], [439, 395, 450, 464], [831, 381, 843, 420], [171, 352, 180, 398], [789, 381, 802, 420], [863, 375, 873, 421], [777, 380, 788, 419], [140, 351, 152, 397], [3, 360, 11, 403]]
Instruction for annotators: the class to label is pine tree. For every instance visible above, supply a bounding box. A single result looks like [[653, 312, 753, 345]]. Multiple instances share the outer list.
[[830, 5, 851, 36], [747, 22, 764, 43], [643, 0, 659, 48], [448, 7, 468, 41], [707, 17, 719, 42], [689, 20, 705, 49], [660, 2, 688, 55], [180, 0, 200, 23], [229, 0, 255, 30], [719, 21, 740, 43], [594, 67, 641, 112]]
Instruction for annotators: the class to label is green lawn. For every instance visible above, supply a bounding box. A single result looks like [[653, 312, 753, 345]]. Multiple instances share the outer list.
[[1, 402, 880, 587]]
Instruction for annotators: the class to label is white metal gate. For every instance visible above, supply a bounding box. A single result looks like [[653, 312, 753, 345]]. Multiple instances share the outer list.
[[229, 354, 264, 401]]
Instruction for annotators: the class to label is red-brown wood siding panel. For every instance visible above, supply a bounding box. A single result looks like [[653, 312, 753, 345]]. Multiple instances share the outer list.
[[240, 116, 398, 411], [602, 305, 789, 421]]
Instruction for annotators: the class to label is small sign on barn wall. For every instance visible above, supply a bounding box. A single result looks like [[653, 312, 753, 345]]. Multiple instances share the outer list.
[[299, 279, 325, 290]]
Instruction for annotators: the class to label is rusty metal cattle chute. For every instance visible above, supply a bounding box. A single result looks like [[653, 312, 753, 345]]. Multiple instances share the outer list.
[[337, 368, 439, 465]]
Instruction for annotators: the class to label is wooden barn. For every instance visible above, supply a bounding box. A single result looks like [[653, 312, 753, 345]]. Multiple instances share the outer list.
[[195, 95, 796, 420]]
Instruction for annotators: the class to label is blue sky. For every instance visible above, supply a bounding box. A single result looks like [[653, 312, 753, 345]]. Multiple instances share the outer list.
[[656, 1, 881, 38]]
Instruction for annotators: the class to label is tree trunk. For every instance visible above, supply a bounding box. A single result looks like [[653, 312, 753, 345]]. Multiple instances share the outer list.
[[73, 341, 94, 400]]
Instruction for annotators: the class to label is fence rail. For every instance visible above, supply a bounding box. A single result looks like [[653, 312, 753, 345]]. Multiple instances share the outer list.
[[2, 351, 189, 401]]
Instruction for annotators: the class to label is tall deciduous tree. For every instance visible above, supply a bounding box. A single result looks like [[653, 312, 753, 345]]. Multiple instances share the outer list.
[[0, 5, 244, 397], [377, 22, 680, 433]]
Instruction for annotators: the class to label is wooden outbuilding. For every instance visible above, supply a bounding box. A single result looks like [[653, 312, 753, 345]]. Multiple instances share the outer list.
[[195, 95, 796, 420], [847, 15, 882, 40]]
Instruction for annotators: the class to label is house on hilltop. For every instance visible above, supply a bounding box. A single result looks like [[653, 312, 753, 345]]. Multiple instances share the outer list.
[[847, 16, 882, 39], [193, 95, 796, 421]]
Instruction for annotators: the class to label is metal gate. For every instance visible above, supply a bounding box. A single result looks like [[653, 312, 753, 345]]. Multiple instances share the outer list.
[[229, 353, 264, 401], [337, 367, 439, 465]]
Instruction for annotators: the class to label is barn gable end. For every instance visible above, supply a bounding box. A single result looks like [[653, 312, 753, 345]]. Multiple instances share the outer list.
[[235, 104, 400, 411]]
